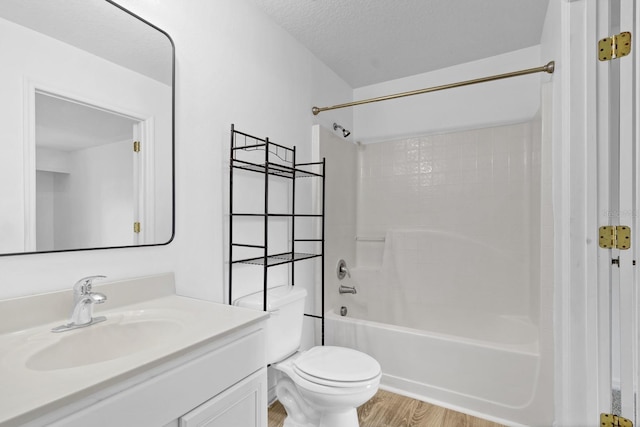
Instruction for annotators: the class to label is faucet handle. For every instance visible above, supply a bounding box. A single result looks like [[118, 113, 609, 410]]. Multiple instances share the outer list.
[[337, 259, 351, 280], [73, 275, 107, 295]]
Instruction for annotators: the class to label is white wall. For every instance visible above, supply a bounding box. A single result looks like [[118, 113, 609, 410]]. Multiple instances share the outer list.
[[0, 16, 171, 256], [353, 46, 542, 143], [0, 0, 352, 304]]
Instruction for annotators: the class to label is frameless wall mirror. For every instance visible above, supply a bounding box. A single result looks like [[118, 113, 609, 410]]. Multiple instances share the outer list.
[[0, 0, 174, 255]]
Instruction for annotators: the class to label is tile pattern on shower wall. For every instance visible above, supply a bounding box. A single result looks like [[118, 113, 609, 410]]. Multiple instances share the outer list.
[[357, 123, 534, 315]]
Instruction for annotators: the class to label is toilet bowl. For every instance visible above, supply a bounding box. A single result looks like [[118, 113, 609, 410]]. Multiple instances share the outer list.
[[274, 346, 381, 427], [234, 286, 381, 427]]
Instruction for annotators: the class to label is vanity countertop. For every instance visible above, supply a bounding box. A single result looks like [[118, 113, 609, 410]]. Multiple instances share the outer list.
[[0, 273, 268, 427]]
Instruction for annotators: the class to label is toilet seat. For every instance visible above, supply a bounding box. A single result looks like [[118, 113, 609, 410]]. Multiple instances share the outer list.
[[292, 346, 381, 388]]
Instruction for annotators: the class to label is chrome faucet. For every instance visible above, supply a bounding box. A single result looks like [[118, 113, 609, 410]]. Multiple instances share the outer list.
[[52, 275, 108, 333], [339, 285, 357, 294]]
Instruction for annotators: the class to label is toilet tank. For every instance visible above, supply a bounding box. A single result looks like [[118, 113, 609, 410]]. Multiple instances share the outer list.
[[234, 285, 307, 364]]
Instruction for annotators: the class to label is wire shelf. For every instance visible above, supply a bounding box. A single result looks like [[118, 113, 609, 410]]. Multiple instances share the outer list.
[[231, 159, 323, 179], [233, 252, 321, 267]]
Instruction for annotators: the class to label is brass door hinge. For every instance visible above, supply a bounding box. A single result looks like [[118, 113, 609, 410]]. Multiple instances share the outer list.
[[599, 31, 632, 61], [599, 226, 631, 250], [601, 413, 633, 427], [134, 222, 141, 233], [133, 140, 141, 152]]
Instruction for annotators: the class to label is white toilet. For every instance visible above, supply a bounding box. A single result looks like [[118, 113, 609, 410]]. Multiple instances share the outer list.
[[235, 285, 381, 427]]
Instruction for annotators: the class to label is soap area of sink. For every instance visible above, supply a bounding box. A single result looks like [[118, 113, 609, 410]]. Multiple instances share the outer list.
[[0, 273, 268, 427]]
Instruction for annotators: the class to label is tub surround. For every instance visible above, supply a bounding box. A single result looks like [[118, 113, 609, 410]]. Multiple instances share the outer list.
[[0, 273, 268, 427], [324, 120, 553, 425]]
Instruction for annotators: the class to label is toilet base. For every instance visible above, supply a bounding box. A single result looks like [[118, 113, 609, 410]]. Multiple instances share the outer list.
[[277, 377, 319, 427], [318, 409, 359, 427], [276, 375, 362, 427], [282, 408, 359, 427], [283, 416, 315, 427]]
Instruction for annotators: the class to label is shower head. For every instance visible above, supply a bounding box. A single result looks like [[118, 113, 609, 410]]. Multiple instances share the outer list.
[[333, 122, 351, 138]]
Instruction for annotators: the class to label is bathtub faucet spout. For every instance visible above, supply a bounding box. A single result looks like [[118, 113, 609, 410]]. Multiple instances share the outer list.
[[339, 285, 357, 294]]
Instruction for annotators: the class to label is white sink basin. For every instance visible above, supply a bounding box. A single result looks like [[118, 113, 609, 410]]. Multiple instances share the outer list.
[[25, 310, 187, 371]]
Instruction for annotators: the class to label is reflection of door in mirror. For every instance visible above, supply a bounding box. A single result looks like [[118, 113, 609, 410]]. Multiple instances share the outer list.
[[32, 93, 147, 252]]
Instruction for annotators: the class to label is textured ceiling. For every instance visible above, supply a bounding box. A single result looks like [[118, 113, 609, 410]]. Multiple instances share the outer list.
[[249, 0, 550, 88]]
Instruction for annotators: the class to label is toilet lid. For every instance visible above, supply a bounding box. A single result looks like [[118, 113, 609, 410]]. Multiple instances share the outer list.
[[293, 346, 381, 384]]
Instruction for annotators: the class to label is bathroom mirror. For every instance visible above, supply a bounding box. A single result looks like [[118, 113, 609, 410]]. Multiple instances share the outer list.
[[0, 0, 174, 255]]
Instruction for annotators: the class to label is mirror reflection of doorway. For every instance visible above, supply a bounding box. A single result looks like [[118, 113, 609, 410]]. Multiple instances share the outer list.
[[34, 92, 140, 251]]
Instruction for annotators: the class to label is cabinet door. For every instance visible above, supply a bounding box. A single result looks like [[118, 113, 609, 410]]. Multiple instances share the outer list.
[[180, 368, 266, 427]]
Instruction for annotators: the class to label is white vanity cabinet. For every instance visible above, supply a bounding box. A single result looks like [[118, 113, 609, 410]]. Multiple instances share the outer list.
[[32, 327, 267, 427], [0, 274, 270, 427]]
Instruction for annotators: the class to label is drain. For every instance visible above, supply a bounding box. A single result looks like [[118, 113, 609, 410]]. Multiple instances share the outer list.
[[340, 306, 348, 316]]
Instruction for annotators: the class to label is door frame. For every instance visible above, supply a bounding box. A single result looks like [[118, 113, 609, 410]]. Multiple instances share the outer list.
[[23, 78, 155, 250], [553, 0, 618, 424]]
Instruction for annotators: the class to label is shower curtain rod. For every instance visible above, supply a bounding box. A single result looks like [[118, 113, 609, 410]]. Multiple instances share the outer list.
[[311, 61, 555, 116]]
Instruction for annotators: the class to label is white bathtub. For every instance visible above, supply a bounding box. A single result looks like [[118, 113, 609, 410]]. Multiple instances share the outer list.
[[325, 306, 547, 426]]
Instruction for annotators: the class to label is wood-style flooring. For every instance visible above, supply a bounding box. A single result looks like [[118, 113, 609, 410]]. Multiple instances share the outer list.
[[268, 389, 504, 427]]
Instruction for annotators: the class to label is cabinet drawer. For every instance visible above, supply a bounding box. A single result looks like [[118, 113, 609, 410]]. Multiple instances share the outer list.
[[48, 329, 265, 427], [180, 368, 266, 427]]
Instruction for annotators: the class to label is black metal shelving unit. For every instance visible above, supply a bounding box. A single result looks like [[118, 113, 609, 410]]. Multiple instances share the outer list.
[[228, 124, 326, 344]]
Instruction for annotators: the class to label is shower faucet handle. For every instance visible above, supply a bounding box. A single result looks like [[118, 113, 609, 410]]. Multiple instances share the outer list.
[[337, 259, 351, 280]]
